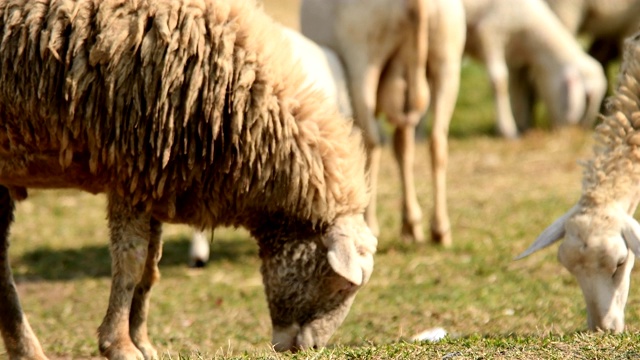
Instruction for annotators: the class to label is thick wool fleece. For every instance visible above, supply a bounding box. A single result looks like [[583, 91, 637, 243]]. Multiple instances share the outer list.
[[581, 33, 640, 206], [0, 0, 369, 230]]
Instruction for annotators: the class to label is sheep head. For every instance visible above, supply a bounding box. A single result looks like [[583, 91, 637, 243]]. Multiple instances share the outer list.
[[537, 57, 606, 130], [258, 214, 377, 352], [518, 203, 640, 333]]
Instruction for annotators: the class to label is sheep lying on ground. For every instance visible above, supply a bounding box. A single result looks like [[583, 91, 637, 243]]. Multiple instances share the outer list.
[[301, 0, 466, 246], [189, 25, 353, 267], [0, 0, 377, 358], [462, 0, 608, 138], [544, 0, 640, 70], [518, 31, 640, 333]]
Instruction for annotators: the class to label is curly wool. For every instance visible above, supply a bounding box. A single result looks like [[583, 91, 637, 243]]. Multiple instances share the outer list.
[[0, 0, 369, 229], [581, 33, 640, 206]]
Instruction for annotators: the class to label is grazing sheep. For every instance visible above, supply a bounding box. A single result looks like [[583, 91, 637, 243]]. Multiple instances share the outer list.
[[462, 0, 608, 138], [189, 25, 353, 267], [517, 31, 640, 333], [0, 0, 377, 358], [544, 0, 640, 69], [301, 0, 466, 246]]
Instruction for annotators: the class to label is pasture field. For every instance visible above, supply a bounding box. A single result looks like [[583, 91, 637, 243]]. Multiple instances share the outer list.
[[3, 1, 640, 359]]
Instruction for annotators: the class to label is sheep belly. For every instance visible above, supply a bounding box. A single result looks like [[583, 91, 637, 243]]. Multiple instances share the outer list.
[[0, 151, 106, 194]]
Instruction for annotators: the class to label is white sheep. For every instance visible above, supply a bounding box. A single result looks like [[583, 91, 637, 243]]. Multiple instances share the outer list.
[[518, 31, 640, 333], [189, 25, 353, 267], [301, 0, 466, 246], [0, 0, 377, 358], [462, 0, 608, 138], [280, 27, 353, 119], [544, 0, 640, 69]]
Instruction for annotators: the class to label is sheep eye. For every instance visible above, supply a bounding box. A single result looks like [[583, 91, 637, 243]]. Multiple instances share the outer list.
[[329, 276, 356, 295], [612, 258, 626, 278]]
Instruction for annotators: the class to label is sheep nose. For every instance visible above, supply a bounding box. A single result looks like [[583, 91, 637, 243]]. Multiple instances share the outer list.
[[591, 315, 624, 334], [271, 324, 300, 352]]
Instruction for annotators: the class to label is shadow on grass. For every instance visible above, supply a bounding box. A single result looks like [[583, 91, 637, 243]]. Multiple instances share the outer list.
[[13, 234, 257, 282], [374, 239, 443, 256]]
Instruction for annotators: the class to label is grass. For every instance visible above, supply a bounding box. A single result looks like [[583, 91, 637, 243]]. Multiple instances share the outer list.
[[3, 1, 639, 359]]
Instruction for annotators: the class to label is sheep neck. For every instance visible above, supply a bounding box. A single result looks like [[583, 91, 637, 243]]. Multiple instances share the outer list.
[[581, 43, 640, 213]]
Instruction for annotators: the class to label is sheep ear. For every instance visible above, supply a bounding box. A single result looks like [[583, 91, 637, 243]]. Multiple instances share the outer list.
[[622, 213, 640, 258], [515, 206, 577, 260], [324, 216, 377, 286]]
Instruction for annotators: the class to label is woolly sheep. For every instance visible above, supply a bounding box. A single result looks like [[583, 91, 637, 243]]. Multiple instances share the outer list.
[[518, 31, 640, 333], [0, 0, 377, 358], [301, 0, 466, 246], [462, 0, 608, 138], [544, 0, 640, 69], [189, 25, 353, 267]]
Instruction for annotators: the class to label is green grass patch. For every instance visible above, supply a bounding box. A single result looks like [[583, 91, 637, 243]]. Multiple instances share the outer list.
[[3, 1, 639, 359]]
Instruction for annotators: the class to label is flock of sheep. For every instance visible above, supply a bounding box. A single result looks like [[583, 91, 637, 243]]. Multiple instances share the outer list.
[[0, 0, 640, 358]]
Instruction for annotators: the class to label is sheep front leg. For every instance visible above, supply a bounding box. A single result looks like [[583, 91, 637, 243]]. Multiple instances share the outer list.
[[392, 124, 424, 243], [98, 193, 152, 360], [128, 218, 162, 360], [0, 186, 49, 360], [365, 141, 382, 237], [482, 42, 518, 139], [508, 65, 535, 132], [348, 62, 384, 236]]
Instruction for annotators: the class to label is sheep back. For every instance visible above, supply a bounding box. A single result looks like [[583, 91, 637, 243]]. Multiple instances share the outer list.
[[0, 0, 369, 230], [581, 32, 640, 205]]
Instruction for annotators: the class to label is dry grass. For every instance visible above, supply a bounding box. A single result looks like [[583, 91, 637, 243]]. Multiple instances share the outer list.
[[3, 0, 640, 359]]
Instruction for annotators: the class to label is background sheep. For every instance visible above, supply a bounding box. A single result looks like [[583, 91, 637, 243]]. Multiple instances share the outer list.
[[544, 0, 640, 71], [461, 0, 608, 138], [0, 0, 376, 358], [300, 0, 466, 246], [300, 0, 429, 243], [518, 31, 640, 333], [189, 24, 353, 267]]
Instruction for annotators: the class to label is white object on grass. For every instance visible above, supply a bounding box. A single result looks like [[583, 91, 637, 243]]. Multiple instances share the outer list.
[[412, 327, 447, 342]]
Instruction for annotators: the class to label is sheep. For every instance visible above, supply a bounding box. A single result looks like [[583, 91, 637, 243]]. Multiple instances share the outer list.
[[543, 0, 640, 70], [517, 31, 640, 333], [278, 26, 353, 120], [300, 0, 467, 246], [188, 25, 353, 267], [300, 0, 429, 243], [461, 0, 608, 138], [0, 0, 377, 358]]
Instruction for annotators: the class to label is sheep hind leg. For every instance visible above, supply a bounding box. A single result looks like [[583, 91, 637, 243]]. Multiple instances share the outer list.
[[0, 186, 49, 360], [427, 51, 463, 247], [128, 217, 162, 360], [364, 142, 382, 237], [392, 125, 424, 243], [98, 192, 151, 360]]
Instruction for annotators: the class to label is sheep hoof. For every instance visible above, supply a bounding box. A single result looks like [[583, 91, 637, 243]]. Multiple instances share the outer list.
[[189, 258, 208, 268], [430, 228, 452, 247], [401, 222, 425, 243], [498, 128, 520, 140], [100, 340, 145, 360], [136, 342, 158, 360]]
